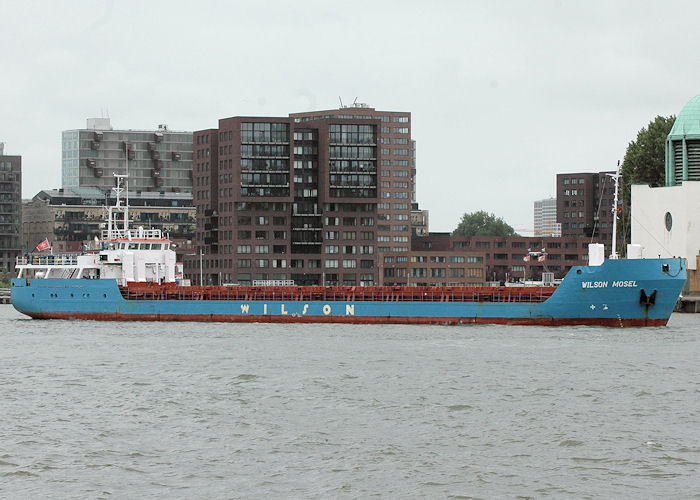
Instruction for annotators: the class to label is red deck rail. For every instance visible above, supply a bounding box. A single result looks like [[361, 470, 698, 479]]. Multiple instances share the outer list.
[[119, 284, 557, 304]]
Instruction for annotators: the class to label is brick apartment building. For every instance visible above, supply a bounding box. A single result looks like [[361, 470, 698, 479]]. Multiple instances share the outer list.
[[290, 105, 414, 260], [189, 114, 383, 286], [0, 144, 21, 277], [556, 171, 615, 254], [185, 105, 603, 287]]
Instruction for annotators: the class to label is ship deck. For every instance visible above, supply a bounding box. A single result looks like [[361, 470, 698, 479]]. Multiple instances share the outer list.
[[120, 284, 558, 304]]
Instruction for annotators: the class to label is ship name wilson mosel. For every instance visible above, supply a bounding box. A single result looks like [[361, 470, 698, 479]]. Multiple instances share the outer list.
[[581, 280, 638, 289]]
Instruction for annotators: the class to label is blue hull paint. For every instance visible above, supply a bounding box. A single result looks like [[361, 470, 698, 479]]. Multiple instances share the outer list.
[[10, 259, 686, 326]]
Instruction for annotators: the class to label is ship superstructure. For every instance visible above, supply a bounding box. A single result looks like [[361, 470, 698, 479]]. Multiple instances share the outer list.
[[16, 175, 177, 285]]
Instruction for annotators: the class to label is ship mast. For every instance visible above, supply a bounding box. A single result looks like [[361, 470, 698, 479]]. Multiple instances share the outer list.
[[124, 140, 129, 236], [105, 142, 130, 240], [609, 160, 621, 259]]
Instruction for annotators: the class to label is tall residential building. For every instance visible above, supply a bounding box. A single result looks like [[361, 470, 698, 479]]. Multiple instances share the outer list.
[[189, 115, 380, 286], [62, 118, 193, 197], [556, 171, 615, 254], [533, 197, 561, 236], [0, 147, 21, 276], [290, 104, 414, 257]]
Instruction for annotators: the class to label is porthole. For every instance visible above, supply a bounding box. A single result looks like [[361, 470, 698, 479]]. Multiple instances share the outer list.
[[664, 212, 672, 231], [576, 269, 582, 275]]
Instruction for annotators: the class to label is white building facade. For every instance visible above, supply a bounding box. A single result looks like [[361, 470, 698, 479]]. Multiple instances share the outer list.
[[631, 181, 700, 270]]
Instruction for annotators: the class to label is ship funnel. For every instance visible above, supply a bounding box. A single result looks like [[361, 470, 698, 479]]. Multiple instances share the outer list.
[[588, 243, 605, 266]]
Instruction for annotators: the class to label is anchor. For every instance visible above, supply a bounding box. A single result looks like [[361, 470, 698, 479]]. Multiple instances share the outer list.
[[639, 289, 657, 307]]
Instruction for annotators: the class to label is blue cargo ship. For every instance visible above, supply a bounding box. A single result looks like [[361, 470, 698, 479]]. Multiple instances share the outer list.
[[10, 254, 686, 327], [10, 172, 687, 327]]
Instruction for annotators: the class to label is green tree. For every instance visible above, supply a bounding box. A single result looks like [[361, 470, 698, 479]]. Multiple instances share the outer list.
[[619, 115, 675, 245], [453, 210, 518, 237]]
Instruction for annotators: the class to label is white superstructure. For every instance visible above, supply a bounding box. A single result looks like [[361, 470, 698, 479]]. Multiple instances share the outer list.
[[16, 175, 177, 285]]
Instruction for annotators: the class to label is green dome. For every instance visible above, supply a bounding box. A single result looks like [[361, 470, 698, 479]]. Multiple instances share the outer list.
[[668, 94, 700, 138]]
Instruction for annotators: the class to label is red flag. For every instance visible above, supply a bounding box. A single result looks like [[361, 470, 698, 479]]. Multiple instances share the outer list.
[[36, 239, 50, 251], [523, 255, 530, 262], [537, 254, 546, 263]]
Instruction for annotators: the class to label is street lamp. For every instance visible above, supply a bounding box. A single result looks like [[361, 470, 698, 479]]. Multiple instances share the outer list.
[[186, 248, 204, 285]]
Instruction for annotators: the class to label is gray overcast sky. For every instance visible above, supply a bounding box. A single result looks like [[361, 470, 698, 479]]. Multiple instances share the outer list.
[[1, 0, 698, 232]]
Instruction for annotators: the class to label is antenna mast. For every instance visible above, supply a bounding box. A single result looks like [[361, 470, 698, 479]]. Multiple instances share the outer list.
[[609, 161, 621, 259], [123, 140, 129, 235]]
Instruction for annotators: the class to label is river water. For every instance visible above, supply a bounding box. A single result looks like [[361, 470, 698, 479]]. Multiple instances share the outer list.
[[1, 305, 698, 499]]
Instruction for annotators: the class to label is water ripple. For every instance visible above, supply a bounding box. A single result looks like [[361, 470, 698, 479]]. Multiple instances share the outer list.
[[0, 306, 698, 498]]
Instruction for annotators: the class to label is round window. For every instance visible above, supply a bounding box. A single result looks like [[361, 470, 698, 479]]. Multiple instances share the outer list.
[[664, 212, 672, 231]]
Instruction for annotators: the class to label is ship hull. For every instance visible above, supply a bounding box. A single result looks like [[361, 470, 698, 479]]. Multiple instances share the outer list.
[[19, 311, 668, 327], [11, 258, 686, 327]]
